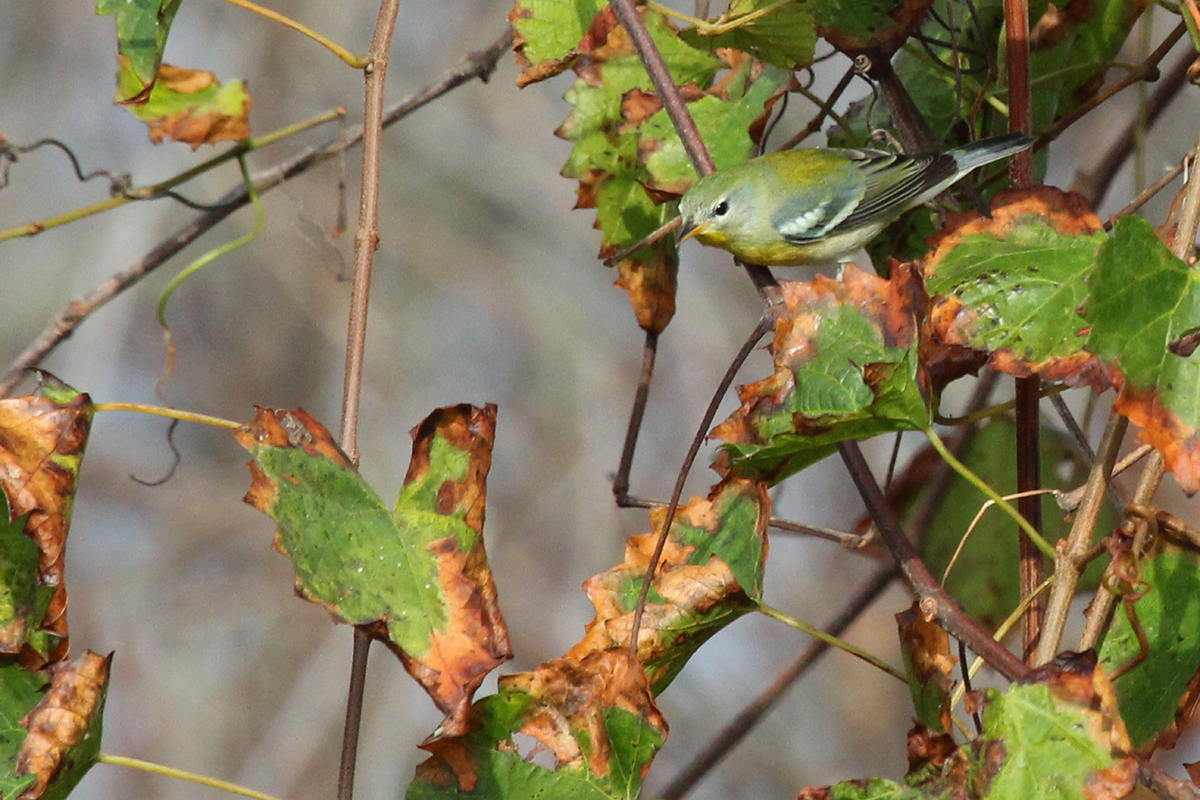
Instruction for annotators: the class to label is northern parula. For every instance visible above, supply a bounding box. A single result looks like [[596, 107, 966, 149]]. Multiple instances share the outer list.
[[677, 133, 1034, 266]]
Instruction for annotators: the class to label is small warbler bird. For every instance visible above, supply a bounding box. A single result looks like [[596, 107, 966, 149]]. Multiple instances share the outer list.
[[677, 133, 1034, 266]]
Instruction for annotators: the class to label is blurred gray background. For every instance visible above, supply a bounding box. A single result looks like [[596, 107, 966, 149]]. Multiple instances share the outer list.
[[3, 1, 1200, 798]]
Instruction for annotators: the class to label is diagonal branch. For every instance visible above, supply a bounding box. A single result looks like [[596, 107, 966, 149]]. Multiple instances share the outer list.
[[0, 28, 514, 398]]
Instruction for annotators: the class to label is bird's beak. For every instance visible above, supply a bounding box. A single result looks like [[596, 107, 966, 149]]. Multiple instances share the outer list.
[[677, 218, 704, 244]]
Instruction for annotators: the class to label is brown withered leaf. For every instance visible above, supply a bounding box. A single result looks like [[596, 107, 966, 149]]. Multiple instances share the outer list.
[[17, 651, 111, 800], [613, 255, 678, 334], [0, 382, 94, 668], [416, 650, 665, 795], [501, 650, 664, 775], [897, 604, 955, 734]]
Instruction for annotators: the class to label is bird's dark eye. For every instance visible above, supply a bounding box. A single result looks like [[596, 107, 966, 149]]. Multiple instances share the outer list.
[[713, 199, 730, 217]]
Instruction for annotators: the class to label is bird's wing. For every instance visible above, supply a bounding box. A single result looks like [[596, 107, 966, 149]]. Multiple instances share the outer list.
[[835, 150, 958, 232], [771, 171, 865, 244]]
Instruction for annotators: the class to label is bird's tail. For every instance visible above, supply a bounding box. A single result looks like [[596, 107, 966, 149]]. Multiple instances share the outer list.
[[951, 133, 1035, 171]]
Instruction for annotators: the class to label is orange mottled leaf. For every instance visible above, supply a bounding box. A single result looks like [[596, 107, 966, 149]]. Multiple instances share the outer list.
[[715, 264, 933, 484], [238, 405, 510, 738]]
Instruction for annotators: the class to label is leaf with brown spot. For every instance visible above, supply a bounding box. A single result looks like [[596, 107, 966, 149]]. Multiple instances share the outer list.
[[238, 405, 511, 738], [714, 263, 934, 484], [0, 377, 94, 669], [408, 478, 768, 797], [924, 187, 1108, 383], [924, 188, 1200, 494], [412, 651, 664, 799], [3, 651, 111, 800], [508, 1, 613, 87], [566, 476, 769, 692], [116, 58, 251, 148]]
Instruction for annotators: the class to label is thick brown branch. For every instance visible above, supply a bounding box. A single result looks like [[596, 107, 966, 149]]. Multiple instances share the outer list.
[[1005, 0, 1043, 661], [838, 440, 1031, 681]]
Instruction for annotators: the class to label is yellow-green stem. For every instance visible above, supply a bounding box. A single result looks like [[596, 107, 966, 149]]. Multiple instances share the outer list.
[[218, 0, 368, 67], [0, 108, 342, 243], [99, 753, 282, 800], [93, 402, 241, 430], [758, 602, 907, 683], [156, 155, 266, 328], [924, 427, 1056, 558]]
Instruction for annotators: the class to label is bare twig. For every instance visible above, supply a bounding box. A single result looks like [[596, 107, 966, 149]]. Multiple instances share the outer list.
[[1040, 22, 1187, 148], [1033, 412, 1127, 665], [613, 331, 659, 505], [1111, 157, 1187, 224], [779, 65, 858, 149], [335, 4, 403, 800], [1069, 49, 1194, 207], [863, 52, 935, 151], [0, 28, 514, 397]]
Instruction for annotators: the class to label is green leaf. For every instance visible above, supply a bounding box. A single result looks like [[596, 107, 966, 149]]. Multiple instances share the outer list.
[[1085, 215, 1200, 492], [798, 670, 1134, 800], [979, 682, 1127, 800], [0, 491, 50, 658], [1028, 0, 1150, 127], [814, 0, 952, 52], [924, 209, 1106, 368], [408, 746, 615, 800], [1098, 541, 1200, 749], [510, 0, 608, 69], [96, 0, 184, 101], [1086, 215, 1200, 414], [680, 0, 816, 70], [0, 662, 43, 800], [918, 418, 1112, 630], [716, 266, 933, 483], [640, 65, 794, 194]]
